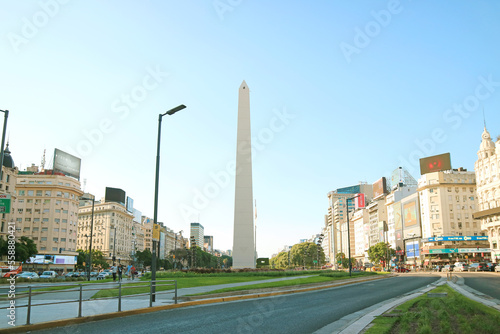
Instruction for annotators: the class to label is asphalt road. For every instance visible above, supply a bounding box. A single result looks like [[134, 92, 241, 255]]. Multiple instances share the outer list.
[[460, 272, 500, 300], [31, 275, 439, 334]]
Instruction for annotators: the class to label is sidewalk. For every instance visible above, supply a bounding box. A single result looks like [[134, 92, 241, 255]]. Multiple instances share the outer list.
[[1, 275, 318, 328]]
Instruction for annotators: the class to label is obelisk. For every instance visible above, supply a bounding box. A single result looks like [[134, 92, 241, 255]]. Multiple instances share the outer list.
[[232, 80, 255, 268]]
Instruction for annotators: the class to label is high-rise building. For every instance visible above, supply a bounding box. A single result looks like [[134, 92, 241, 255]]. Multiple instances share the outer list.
[[204, 235, 214, 253], [474, 127, 500, 263], [190, 222, 204, 249], [326, 183, 373, 266]]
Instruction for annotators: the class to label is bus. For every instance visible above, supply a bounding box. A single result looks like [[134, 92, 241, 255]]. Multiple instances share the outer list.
[[0, 263, 22, 278]]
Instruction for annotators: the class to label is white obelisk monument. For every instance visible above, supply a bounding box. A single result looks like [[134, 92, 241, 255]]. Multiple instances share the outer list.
[[232, 80, 256, 268]]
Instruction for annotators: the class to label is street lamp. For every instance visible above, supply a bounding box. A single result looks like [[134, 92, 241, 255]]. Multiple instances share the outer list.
[[80, 193, 95, 281], [0, 110, 9, 181], [152, 104, 186, 301]]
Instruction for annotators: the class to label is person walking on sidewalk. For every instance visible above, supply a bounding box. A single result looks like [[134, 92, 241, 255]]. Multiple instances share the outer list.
[[118, 265, 123, 281], [112, 265, 117, 281]]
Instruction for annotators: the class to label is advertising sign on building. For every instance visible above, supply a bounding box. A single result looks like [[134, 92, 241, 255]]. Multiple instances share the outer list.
[[105, 187, 126, 205], [419, 153, 452, 175], [372, 177, 387, 200], [423, 236, 488, 242], [355, 193, 365, 209], [0, 194, 11, 213], [53, 148, 81, 180]]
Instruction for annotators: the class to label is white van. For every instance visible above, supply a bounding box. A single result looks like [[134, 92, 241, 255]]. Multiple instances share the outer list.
[[454, 262, 469, 272]]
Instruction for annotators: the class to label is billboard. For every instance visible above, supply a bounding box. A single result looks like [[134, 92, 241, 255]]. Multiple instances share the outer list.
[[373, 177, 387, 200], [406, 241, 420, 258], [105, 187, 126, 205], [423, 236, 488, 242], [0, 194, 11, 213], [53, 148, 81, 180], [393, 203, 402, 230], [403, 201, 418, 227], [355, 193, 365, 209], [419, 153, 452, 175], [126, 196, 134, 213], [27, 254, 77, 265]]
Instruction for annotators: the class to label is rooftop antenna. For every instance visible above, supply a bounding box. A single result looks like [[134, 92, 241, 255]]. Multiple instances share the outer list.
[[482, 107, 487, 129], [40, 149, 46, 171]]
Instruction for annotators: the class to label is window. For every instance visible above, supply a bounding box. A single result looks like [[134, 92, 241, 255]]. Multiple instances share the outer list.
[[53, 238, 58, 242], [40, 247, 46, 250], [61, 238, 66, 242], [55, 209, 61, 213], [42, 227, 48, 232], [45, 191, 51, 196], [43, 209, 49, 213], [18, 190, 25, 195], [17, 208, 23, 213], [44, 199, 50, 204], [42, 218, 49, 222], [28, 190, 34, 196], [34, 218, 40, 222], [23, 227, 30, 232], [25, 218, 31, 222], [57, 191, 62, 197], [447, 187, 451, 192], [33, 227, 39, 231], [55, 218, 60, 223], [27, 199, 33, 203], [36, 190, 42, 196]]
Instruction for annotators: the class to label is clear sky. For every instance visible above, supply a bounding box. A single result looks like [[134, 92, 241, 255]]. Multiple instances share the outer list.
[[1, 1, 500, 258]]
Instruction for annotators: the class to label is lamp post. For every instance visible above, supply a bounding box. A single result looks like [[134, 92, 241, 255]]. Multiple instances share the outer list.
[[80, 194, 95, 281], [0, 109, 9, 182], [112, 226, 117, 266], [152, 104, 186, 301]]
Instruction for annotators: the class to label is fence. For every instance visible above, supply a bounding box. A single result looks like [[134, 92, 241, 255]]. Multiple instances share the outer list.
[[1, 279, 177, 326]]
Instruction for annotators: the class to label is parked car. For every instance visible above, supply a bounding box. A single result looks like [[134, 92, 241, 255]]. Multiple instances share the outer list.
[[39, 271, 58, 279], [65, 272, 78, 278], [394, 267, 410, 273], [486, 263, 496, 272], [16, 271, 39, 279], [97, 271, 111, 280], [90, 271, 98, 277], [495, 264, 500, 272], [469, 263, 480, 272], [442, 264, 455, 272], [454, 262, 469, 272]]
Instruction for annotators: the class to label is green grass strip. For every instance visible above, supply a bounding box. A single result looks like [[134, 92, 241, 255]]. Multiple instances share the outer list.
[[366, 284, 500, 334]]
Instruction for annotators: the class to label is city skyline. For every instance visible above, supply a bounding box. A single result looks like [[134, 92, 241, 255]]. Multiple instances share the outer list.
[[2, 1, 500, 257]]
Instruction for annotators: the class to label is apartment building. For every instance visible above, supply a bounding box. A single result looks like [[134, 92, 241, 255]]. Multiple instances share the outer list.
[[14, 167, 83, 256]]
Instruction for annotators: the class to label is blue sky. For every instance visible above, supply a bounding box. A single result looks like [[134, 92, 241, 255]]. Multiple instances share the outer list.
[[2, 1, 500, 257]]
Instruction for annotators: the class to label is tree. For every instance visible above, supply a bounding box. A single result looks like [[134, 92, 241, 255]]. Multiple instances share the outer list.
[[335, 252, 356, 269], [367, 242, 395, 267], [136, 249, 152, 268], [0, 236, 38, 263], [289, 242, 324, 268], [76, 249, 109, 270]]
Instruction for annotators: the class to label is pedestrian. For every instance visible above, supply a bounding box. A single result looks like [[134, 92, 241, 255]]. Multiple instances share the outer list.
[[118, 265, 123, 281], [131, 265, 136, 280], [112, 265, 117, 281]]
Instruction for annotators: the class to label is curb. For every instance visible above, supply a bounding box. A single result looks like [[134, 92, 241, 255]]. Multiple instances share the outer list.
[[1, 274, 392, 333]]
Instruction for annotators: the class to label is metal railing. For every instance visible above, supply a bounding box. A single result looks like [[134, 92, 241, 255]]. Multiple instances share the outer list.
[[1, 279, 177, 326]]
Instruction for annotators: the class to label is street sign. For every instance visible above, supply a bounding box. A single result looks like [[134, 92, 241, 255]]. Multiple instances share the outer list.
[[0, 194, 11, 213]]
